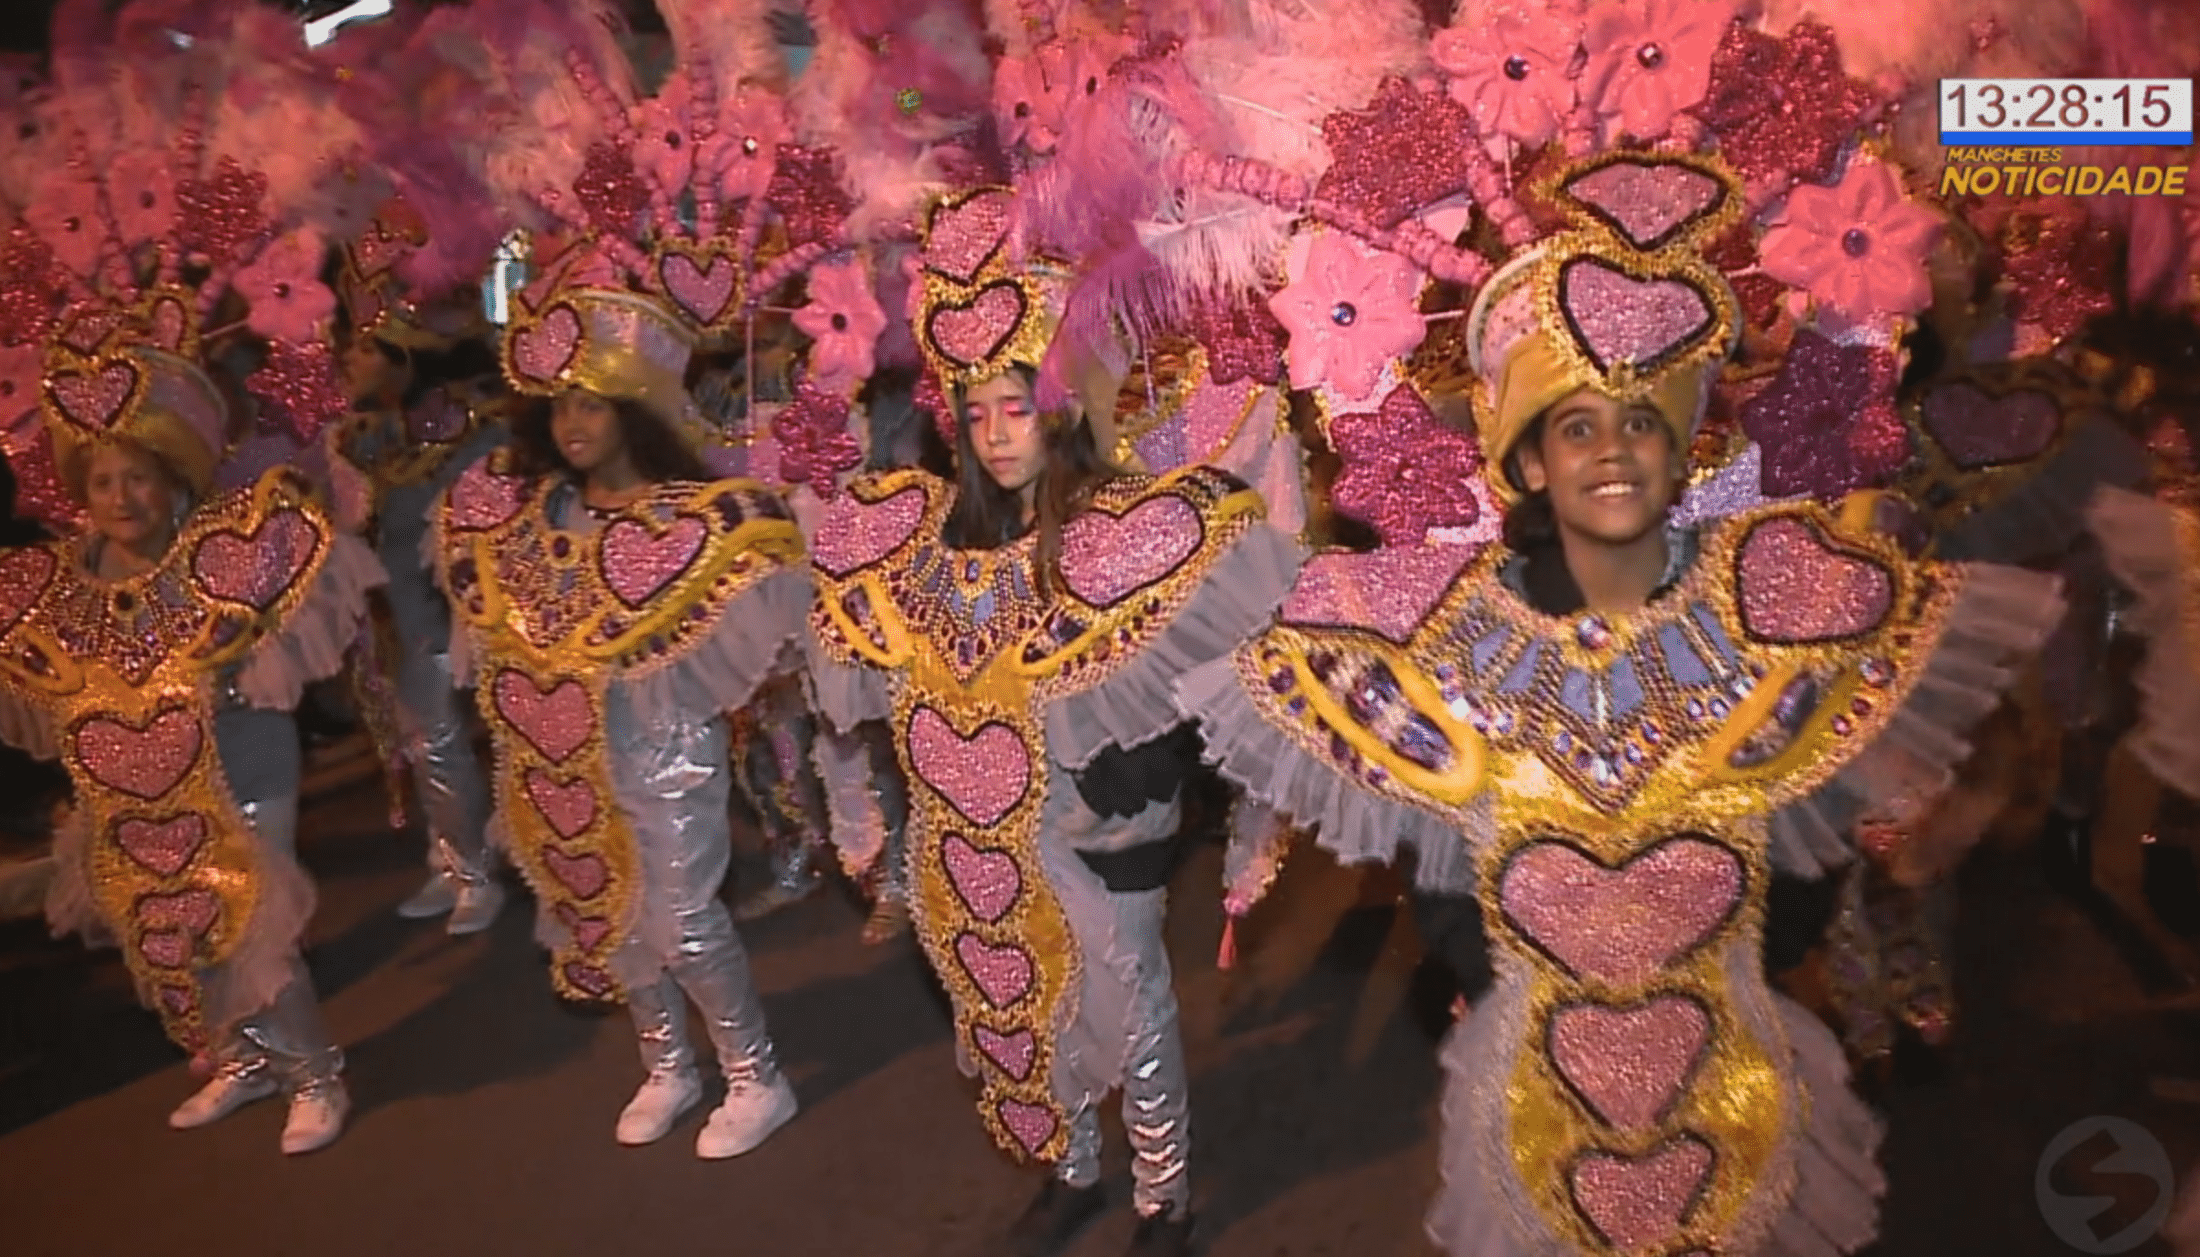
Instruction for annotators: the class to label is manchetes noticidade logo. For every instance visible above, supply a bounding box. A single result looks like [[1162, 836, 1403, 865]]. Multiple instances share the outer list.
[[1939, 148, 2191, 198]]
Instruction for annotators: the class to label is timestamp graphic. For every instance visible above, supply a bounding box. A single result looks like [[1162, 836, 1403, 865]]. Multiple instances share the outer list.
[[1941, 78, 2192, 145]]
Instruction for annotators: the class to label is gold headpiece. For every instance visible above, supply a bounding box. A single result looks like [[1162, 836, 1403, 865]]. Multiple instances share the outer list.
[[911, 186, 1072, 392]]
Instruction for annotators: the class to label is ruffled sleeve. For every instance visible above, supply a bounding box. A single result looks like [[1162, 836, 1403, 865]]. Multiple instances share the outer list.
[[235, 531, 388, 711], [2086, 486, 2200, 797], [1933, 418, 2151, 563], [621, 563, 811, 729], [0, 688, 57, 761]]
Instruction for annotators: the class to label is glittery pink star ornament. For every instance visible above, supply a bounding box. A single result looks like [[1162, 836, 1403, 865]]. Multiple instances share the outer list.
[[771, 371, 863, 498], [1268, 232, 1427, 405], [248, 339, 349, 445], [793, 259, 889, 393], [706, 90, 790, 205], [0, 226, 66, 346], [1328, 383, 1493, 547], [1759, 160, 1942, 324], [1430, 9, 1586, 147], [1740, 329, 1907, 501], [765, 146, 852, 248], [1180, 297, 1285, 387], [1995, 209, 2117, 343], [235, 228, 336, 345], [24, 176, 104, 280], [106, 148, 179, 245], [1315, 78, 1477, 231], [1583, 0, 1732, 140], [174, 157, 270, 268], [1692, 22, 1875, 192], [574, 142, 650, 238]]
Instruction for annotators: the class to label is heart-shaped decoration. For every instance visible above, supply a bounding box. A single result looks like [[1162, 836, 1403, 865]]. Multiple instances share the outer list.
[[1498, 837, 1743, 986], [544, 847, 610, 901], [1560, 159, 1730, 251], [526, 769, 599, 840], [924, 189, 1014, 283], [955, 932, 1036, 1010], [908, 707, 1032, 828], [1284, 546, 1479, 644], [1058, 495, 1203, 607], [493, 670, 594, 765], [0, 546, 56, 635], [115, 813, 210, 879], [975, 1025, 1038, 1082], [1548, 995, 1712, 1131], [1735, 516, 1895, 643], [73, 708, 203, 801], [46, 360, 143, 432], [137, 886, 219, 937], [554, 902, 614, 953], [511, 305, 584, 384], [1569, 1136, 1714, 1250], [600, 515, 707, 609], [147, 298, 190, 353], [1919, 382, 2062, 470], [942, 833, 1022, 924], [1557, 258, 1716, 375], [194, 509, 319, 611], [141, 928, 194, 968], [407, 393, 468, 443], [59, 309, 126, 355], [997, 1098, 1059, 1158], [812, 486, 927, 577], [562, 961, 616, 999], [446, 458, 527, 532], [659, 248, 740, 326], [927, 282, 1027, 369]]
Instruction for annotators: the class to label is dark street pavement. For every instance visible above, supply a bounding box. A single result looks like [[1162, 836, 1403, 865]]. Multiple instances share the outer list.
[[1, 760, 2195, 1257]]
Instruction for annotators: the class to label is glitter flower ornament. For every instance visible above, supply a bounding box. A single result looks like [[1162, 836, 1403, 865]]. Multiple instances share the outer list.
[[1328, 384, 1497, 547], [793, 258, 889, 392], [1759, 160, 1943, 323], [106, 148, 178, 244], [707, 90, 789, 204], [1268, 232, 1428, 405], [1740, 329, 1908, 500], [235, 227, 337, 344], [1583, 0, 1732, 140], [770, 370, 863, 498], [631, 77, 699, 192], [1430, 11, 1585, 146], [24, 176, 103, 280]]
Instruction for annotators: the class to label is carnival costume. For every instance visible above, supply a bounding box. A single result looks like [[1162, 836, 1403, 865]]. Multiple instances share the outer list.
[[803, 185, 1302, 1231], [0, 3, 390, 1154]]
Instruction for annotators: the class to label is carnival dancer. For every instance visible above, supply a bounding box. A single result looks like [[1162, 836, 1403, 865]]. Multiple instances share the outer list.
[[1179, 146, 2065, 1256], [804, 186, 1301, 1257], [331, 222, 508, 935]]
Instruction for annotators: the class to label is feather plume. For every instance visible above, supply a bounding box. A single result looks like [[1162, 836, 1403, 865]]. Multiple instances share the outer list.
[[660, 0, 789, 91]]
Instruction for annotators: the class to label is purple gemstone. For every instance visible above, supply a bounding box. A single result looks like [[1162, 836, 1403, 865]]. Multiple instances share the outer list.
[[1833, 714, 1854, 736], [1709, 697, 1729, 718], [1504, 55, 1530, 80], [1330, 301, 1357, 326], [1842, 227, 1871, 257], [1576, 616, 1611, 650], [1851, 696, 1873, 716], [1636, 42, 1664, 69], [1554, 730, 1573, 754], [1642, 722, 1660, 744]]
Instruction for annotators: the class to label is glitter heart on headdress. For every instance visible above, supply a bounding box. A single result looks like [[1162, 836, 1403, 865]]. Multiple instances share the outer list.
[[509, 305, 585, 385], [43, 356, 146, 433], [1553, 152, 1741, 253], [651, 240, 743, 331], [923, 188, 1015, 285], [1555, 256, 1721, 376], [926, 279, 1031, 371]]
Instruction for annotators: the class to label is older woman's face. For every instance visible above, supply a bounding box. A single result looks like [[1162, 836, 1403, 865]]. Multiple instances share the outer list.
[[84, 442, 181, 554], [1515, 388, 1679, 547]]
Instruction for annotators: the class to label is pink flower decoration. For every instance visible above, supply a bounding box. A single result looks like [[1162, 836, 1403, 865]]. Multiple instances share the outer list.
[[793, 259, 888, 393], [235, 228, 336, 344], [1267, 232, 1427, 405], [1583, 0, 1732, 140], [632, 77, 699, 193], [106, 148, 177, 245], [1759, 160, 1943, 323], [1431, 13, 1584, 146], [24, 176, 105, 280], [708, 90, 789, 204]]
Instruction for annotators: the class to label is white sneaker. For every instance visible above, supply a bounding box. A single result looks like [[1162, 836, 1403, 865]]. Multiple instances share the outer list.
[[616, 1068, 701, 1146], [280, 1081, 349, 1155], [169, 1069, 278, 1130], [695, 1074, 798, 1160], [446, 881, 506, 936], [396, 872, 458, 920]]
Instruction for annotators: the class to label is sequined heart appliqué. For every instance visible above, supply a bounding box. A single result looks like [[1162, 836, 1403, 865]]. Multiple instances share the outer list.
[[656, 244, 741, 327], [73, 708, 204, 801], [1497, 837, 1744, 987], [955, 932, 1037, 1009], [1916, 381, 2062, 471], [812, 486, 927, 578], [45, 359, 144, 432], [599, 515, 707, 609], [907, 707, 1032, 828], [1057, 495, 1203, 608], [1556, 258, 1718, 375], [492, 670, 594, 765], [1568, 1135, 1715, 1251], [924, 188, 1015, 284], [1558, 155, 1736, 252], [927, 282, 1027, 369], [114, 813, 211, 879], [193, 509, 320, 612], [941, 833, 1022, 923], [1547, 995, 1712, 1131], [1734, 516, 1895, 644], [510, 306, 584, 384]]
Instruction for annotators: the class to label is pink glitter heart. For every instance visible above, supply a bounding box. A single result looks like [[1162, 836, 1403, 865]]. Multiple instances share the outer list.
[[74, 709, 203, 801], [661, 251, 738, 325], [47, 360, 141, 430], [407, 393, 467, 443], [1558, 260, 1715, 374], [562, 961, 616, 999], [147, 298, 189, 353], [137, 886, 219, 937], [1058, 495, 1202, 607], [114, 813, 210, 879], [492, 670, 594, 765], [193, 509, 318, 611], [0, 546, 56, 633], [1563, 161, 1725, 251], [954, 932, 1036, 1010], [928, 283, 1025, 368], [1549, 996, 1711, 1131], [997, 1099, 1058, 1157], [1569, 1137, 1714, 1250], [525, 769, 599, 839], [925, 190, 1014, 284], [1735, 516, 1894, 643], [975, 1025, 1037, 1082], [1919, 383, 2060, 470], [555, 903, 614, 953], [544, 847, 610, 901], [942, 833, 1022, 924], [1498, 837, 1743, 986], [908, 707, 1032, 828], [812, 486, 927, 577], [511, 306, 583, 383], [60, 309, 125, 354], [447, 459, 527, 532], [1283, 546, 1479, 644], [599, 515, 706, 608], [140, 927, 194, 969]]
